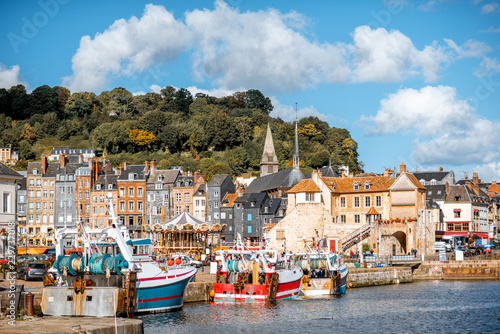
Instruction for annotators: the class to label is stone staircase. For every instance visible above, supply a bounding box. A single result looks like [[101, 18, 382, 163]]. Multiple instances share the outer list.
[[340, 223, 371, 252]]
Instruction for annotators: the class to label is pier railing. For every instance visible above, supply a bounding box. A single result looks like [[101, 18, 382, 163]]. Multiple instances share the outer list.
[[340, 223, 371, 252], [346, 254, 421, 265]]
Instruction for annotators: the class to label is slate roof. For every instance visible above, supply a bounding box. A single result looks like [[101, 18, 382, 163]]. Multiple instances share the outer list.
[[117, 165, 147, 180], [322, 175, 396, 194], [0, 162, 22, 178], [194, 183, 206, 196], [208, 174, 231, 186], [425, 185, 447, 201], [412, 171, 451, 182], [445, 185, 473, 202], [96, 174, 118, 189], [288, 179, 321, 193], [147, 169, 179, 184], [245, 167, 304, 193], [262, 198, 281, 215], [305, 166, 338, 178], [27, 162, 42, 175], [243, 193, 268, 209]]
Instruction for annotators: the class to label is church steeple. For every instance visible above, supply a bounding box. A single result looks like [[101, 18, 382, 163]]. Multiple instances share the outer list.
[[293, 120, 300, 170], [260, 123, 279, 176]]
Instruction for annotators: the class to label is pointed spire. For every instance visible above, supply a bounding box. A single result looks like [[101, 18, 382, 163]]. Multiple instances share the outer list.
[[293, 108, 300, 170], [260, 122, 279, 176]]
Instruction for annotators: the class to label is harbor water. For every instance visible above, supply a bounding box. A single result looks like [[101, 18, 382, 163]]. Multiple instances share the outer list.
[[141, 280, 500, 334]]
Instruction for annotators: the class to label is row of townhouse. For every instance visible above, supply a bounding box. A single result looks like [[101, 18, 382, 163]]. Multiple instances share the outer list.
[[22, 155, 209, 247]]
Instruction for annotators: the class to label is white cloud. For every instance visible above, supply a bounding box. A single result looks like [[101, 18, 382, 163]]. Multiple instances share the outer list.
[[350, 26, 450, 83], [0, 64, 26, 89], [479, 26, 500, 33], [474, 57, 500, 77], [444, 39, 492, 58], [185, 86, 235, 98], [62, 4, 189, 92], [185, 1, 349, 93], [481, 2, 500, 13], [62, 2, 490, 93], [360, 85, 500, 165], [270, 97, 331, 122], [472, 162, 500, 182]]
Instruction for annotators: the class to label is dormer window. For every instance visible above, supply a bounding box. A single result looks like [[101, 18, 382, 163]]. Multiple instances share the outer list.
[[158, 175, 164, 181], [353, 183, 359, 191], [430, 180, 437, 185], [33, 169, 38, 175], [108, 184, 113, 190], [364, 182, 370, 190], [155, 183, 163, 190], [96, 184, 101, 190], [331, 184, 335, 191], [250, 201, 255, 207], [128, 173, 136, 180]]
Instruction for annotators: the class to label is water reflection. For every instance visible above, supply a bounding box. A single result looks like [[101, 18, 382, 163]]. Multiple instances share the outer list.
[[142, 281, 500, 334]]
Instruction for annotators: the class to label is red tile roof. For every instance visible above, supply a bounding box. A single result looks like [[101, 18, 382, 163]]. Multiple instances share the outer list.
[[288, 179, 321, 194], [322, 175, 396, 193]]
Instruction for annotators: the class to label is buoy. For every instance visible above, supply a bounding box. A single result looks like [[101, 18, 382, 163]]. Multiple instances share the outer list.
[[210, 290, 215, 298], [167, 259, 174, 266], [267, 264, 272, 269], [175, 258, 182, 265], [349, 283, 353, 288]]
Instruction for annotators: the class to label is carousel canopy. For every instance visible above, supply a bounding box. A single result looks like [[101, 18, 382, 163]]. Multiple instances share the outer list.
[[160, 211, 225, 233], [163, 211, 207, 226]]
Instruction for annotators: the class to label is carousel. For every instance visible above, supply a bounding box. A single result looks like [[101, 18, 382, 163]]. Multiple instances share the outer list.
[[154, 211, 226, 260]]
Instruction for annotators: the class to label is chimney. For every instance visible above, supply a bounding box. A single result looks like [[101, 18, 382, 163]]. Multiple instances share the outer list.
[[41, 154, 47, 174], [342, 171, 346, 178], [79, 154, 83, 164], [194, 170, 205, 184], [493, 181, 497, 185], [400, 162, 406, 174], [465, 174, 468, 180], [115, 167, 122, 175], [472, 172, 480, 195], [144, 161, 149, 175], [151, 159, 158, 172], [60, 154, 66, 168], [445, 181, 449, 194], [383, 168, 390, 177], [439, 166, 443, 172], [123, 162, 128, 170]]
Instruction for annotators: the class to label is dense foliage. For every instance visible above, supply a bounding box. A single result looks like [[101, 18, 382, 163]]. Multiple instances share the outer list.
[[0, 85, 364, 178]]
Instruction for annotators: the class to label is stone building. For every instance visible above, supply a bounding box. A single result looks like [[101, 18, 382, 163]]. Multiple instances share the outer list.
[[267, 163, 431, 256]]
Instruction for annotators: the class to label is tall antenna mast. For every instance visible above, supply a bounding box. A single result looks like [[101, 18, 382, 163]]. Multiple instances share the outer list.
[[295, 102, 298, 121]]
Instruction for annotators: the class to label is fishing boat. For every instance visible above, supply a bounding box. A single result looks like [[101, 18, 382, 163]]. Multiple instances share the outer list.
[[212, 234, 303, 302], [295, 243, 348, 296], [41, 194, 196, 317]]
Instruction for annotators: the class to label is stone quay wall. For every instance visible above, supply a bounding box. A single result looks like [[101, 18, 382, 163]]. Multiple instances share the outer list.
[[348, 267, 413, 288], [413, 260, 500, 280]]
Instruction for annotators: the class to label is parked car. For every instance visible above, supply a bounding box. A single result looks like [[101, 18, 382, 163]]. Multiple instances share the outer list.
[[17, 262, 47, 281], [181, 256, 203, 268]]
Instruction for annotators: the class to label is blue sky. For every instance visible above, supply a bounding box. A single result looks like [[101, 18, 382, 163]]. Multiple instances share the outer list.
[[1, 0, 499, 181]]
